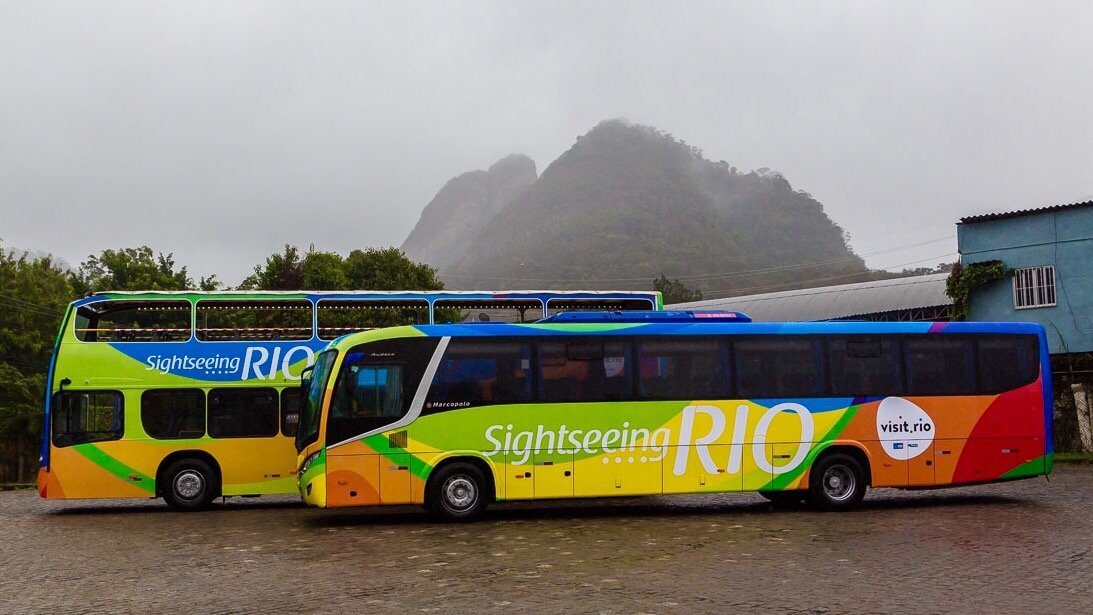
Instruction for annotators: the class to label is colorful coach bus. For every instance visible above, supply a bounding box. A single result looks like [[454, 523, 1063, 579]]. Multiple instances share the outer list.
[[37, 290, 661, 509], [296, 311, 1052, 521]]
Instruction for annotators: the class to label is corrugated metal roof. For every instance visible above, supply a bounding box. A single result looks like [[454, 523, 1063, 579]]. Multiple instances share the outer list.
[[959, 200, 1093, 224], [668, 273, 951, 322]]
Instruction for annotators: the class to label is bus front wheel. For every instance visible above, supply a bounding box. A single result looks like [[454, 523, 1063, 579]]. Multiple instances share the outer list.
[[808, 453, 866, 511], [162, 458, 219, 511], [427, 462, 488, 522]]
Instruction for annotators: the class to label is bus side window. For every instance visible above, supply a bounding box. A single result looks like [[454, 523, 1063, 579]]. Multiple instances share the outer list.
[[734, 337, 825, 398], [827, 337, 902, 397], [637, 338, 730, 400], [540, 339, 633, 402], [52, 391, 124, 447], [281, 388, 303, 436], [977, 335, 1040, 393], [141, 389, 206, 439], [425, 340, 533, 409], [208, 388, 279, 438], [903, 337, 976, 396]]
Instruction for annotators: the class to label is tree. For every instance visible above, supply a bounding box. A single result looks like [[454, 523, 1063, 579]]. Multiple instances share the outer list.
[[0, 242, 75, 375], [653, 274, 703, 304], [301, 250, 349, 290], [243, 245, 445, 291], [0, 241, 74, 482], [71, 246, 198, 294], [0, 363, 45, 482], [343, 247, 445, 290], [240, 244, 304, 290]]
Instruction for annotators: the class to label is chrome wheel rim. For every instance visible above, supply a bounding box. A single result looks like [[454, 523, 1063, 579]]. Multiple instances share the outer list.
[[174, 470, 205, 500], [443, 476, 477, 510], [822, 465, 855, 501]]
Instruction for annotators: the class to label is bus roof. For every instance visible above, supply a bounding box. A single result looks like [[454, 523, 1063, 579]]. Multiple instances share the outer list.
[[328, 319, 1048, 349], [73, 289, 662, 307]]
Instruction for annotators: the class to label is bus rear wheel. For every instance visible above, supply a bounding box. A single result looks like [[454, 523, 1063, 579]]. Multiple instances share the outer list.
[[427, 462, 488, 522], [809, 453, 866, 511], [162, 458, 219, 511]]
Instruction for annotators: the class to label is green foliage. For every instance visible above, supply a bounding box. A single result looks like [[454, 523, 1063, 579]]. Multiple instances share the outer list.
[[0, 363, 44, 482], [243, 245, 445, 292], [344, 247, 445, 290], [653, 274, 703, 304], [0, 242, 74, 375], [71, 246, 200, 294], [240, 244, 305, 290], [945, 260, 1009, 320]]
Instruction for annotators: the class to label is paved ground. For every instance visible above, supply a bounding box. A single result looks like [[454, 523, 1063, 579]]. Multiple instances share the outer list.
[[1, 466, 1090, 614]]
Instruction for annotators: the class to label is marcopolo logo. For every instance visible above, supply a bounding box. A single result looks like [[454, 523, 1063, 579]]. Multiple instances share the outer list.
[[876, 397, 935, 460]]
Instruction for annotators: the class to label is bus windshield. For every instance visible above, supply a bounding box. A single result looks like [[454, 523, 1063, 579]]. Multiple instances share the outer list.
[[296, 350, 337, 452]]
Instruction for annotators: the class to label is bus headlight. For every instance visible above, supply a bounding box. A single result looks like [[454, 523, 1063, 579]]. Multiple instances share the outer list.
[[298, 451, 320, 477]]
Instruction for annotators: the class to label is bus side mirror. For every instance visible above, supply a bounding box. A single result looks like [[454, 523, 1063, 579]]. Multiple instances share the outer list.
[[300, 365, 315, 390]]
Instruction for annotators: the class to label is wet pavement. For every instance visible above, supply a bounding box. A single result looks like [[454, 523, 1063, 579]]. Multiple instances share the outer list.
[[2, 466, 1090, 613]]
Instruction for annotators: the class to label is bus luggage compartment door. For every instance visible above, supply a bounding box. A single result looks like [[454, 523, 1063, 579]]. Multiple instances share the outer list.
[[533, 449, 573, 499]]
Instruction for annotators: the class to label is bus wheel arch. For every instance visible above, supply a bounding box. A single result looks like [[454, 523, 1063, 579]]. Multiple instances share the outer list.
[[424, 456, 495, 522], [156, 451, 222, 511], [807, 445, 870, 511]]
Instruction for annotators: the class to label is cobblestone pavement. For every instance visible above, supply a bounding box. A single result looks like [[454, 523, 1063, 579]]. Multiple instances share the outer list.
[[2, 466, 1090, 614]]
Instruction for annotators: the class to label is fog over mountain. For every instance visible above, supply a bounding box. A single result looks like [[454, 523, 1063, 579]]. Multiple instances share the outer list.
[[402, 155, 537, 271], [405, 120, 867, 294]]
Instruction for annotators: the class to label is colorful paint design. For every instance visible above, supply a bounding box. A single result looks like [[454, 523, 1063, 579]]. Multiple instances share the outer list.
[[39, 290, 661, 501], [299, 320, 1052, 509]]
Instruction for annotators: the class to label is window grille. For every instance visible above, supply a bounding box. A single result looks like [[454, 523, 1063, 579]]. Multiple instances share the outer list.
[[1012, 266, 1057, 309]]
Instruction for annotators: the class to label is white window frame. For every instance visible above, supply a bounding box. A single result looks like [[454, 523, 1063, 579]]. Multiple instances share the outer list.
[[1012, 265, 1057, 310]]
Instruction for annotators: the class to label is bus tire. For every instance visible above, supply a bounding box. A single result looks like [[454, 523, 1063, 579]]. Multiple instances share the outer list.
[[426, 462, 488, 522], [809, 453, 866, 511], [162, 458, 219, 511]]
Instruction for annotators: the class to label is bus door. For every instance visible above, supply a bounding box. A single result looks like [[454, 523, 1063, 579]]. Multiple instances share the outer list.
[[326, 363, 414, 505]]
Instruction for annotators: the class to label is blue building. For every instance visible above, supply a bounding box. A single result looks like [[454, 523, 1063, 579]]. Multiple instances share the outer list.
[[958, 200, 1093, 451], [958, 200, 1093, 353]]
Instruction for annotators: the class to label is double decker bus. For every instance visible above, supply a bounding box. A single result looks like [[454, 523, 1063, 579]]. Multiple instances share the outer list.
[[37, 290, 660, 510], [296, 311, 1052, 521]]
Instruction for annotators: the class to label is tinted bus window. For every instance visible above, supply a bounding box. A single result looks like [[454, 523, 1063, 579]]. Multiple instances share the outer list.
[[75, 300, 191, 342], [52, 391, 124, 447], [828, 338, 902, 397], [141, 389, 206, 439], [540, 340, 633, 402], [637, 338, 730, 400], [977, 335, 1039, 393], [281, 388, 303, 436], [904, 337, 976, 396], [432, 299, 543, 324], [545, 297, 656, 316], [325, 337, 439, 445], [316, 299, 429, 340], [208, 388, 279, 438], [734, 338, 825, 398], [196, 300, 312, 341], [425, 341, 533, 410]]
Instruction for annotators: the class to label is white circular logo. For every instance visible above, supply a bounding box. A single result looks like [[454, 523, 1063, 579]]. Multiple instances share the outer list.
[[876, 397, 934, 460]]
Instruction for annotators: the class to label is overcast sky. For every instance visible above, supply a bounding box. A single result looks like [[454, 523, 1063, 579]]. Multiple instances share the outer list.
[[2, 1, 1091, 286]]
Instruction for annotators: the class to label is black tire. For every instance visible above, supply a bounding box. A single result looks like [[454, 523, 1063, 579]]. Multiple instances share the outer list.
[[426, 462, 489, 522], [809, 453, 867, 511], [162, 458, 219, 511], [759, 490, 808, 506]]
